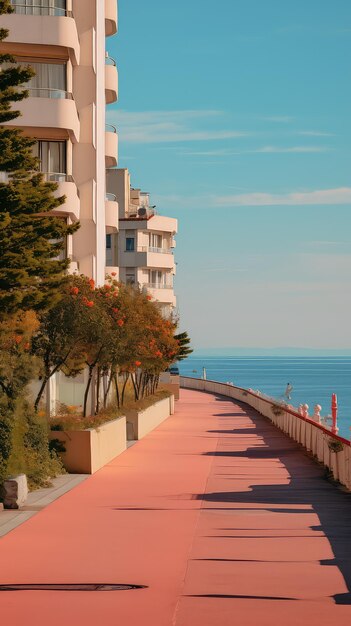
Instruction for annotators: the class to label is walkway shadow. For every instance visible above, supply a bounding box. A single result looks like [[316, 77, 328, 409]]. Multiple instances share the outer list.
[[198, 402, 351, 605]]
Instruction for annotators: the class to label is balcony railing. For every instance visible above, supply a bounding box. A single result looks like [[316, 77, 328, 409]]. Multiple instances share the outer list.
[[106, 192, 117, 202], [10, 3, 72, 17], [0, 171, 75, 183], [27, 88, 73, 100], [145, 283, 173, 290], [138, 246, 173, 255], [42, 172, 74, 183], [105, 123, 117, 133], [105, 54, 117, 67]]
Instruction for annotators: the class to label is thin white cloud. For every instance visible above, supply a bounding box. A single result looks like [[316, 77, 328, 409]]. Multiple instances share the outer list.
[[254, 145, 330, 154], [109, 110, 223, 123], [216, 187, 351, 207], [178, 145, 329, 157], [297, 130, 335, 137], [107, 109, 248, 144]]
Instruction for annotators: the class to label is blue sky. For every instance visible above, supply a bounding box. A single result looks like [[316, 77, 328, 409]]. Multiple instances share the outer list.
[[107, 0, 351, 352]]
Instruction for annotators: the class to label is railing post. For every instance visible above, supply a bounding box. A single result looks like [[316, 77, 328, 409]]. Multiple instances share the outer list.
[[331, 393, 339, 435], [313, 404, 322, 424], [302, 404, 309, 419]]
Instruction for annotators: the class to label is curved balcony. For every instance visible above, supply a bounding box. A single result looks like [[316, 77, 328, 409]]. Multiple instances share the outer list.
[[105, 0, 118, 37], [1, 10, 80, 64], [105, 57, 118, 104], [135, 247, 175, 270], [105, 193, 119, 233], [7, 90, 80, 142], [105, 124, 118, 167], [44, 173, 80, 221], [0, 170, 80, 220], [144, 284, 176, 306]]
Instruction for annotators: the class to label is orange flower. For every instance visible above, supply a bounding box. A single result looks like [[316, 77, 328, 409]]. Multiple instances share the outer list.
[[135, 360, 142, 367], [146, 295, 152, 301], [112, 308, 119, 314], [117, 319, 124, 327], [111, 272, 117, 277], [82, 296, 94, 307], [70, 286, 79, 295], [24, 342, 30, 351], [104, 284, 112, 290], [14, 335, 22, 344], [88, 278, 95, 290]]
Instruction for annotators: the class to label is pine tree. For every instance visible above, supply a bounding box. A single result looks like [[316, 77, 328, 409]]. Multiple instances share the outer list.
[[0, 0, 79, 318], [0, 1, 78, 490], [174, 331, 193, 361]]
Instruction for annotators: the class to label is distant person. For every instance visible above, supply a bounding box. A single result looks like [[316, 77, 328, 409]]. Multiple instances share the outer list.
[[284, 382, 293, 401]]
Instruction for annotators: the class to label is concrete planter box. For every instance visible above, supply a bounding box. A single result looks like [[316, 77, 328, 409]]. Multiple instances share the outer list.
[[126, 395, 174, 441], [49, 416, 126, 474]]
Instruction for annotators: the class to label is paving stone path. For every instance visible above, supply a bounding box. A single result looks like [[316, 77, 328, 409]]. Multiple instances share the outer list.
[[1, 389, 351, 625]]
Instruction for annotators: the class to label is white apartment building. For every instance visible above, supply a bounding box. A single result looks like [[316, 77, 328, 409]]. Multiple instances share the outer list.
[[1, 0, 119, 286], [107, 168, 177, 318]]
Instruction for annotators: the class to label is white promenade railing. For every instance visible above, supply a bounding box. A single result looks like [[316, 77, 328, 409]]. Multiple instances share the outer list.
[[180, 376, 351, 491]]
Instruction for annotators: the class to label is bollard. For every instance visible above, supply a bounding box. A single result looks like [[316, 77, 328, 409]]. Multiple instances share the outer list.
[[313, 404, 322, 424], [331, 393, 339, 435], [298, 404, 304, 416]]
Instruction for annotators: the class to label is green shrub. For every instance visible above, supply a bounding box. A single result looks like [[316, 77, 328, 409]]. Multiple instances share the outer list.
[[2, 401, 64, 492]]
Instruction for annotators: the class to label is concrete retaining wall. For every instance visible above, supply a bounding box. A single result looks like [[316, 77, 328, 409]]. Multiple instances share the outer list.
[[180, 377, 351, 491]]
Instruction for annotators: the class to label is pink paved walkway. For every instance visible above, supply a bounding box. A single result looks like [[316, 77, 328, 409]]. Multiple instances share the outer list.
[[1, 389, 351, 625]]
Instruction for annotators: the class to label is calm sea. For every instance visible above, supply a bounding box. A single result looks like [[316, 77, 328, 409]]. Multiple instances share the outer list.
[[179, 356, 351, 440]]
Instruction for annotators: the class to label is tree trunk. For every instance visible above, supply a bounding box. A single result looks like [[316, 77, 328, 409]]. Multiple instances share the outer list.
[[83, 364, 94, 418], [113, 373, 120, 408], [95, 366, 101, 415], [121, 372, 130, 406], [104, 370, 114, 408], [34, 373, 50, 412], [131, 373, 139, 401]]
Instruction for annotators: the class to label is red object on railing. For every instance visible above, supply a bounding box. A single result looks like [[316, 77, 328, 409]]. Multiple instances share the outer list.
[[331, 393, 338, 435]]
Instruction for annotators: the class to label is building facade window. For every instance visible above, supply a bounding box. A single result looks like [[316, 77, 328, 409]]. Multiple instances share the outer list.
[[149, 233, 162, 249], [126, 237, 135, 252], [106, 233, 118, 267], [149, 270, 167, 287], [25, 61, 67, 98], [11, 1, 67, 16], [32, 141, 67, 176], [126, 269, 136, 285]]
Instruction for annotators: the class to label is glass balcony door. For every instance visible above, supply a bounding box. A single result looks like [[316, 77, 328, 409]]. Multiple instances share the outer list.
[[11, 1, 67, 16], [33, 141, 67, 178], [26, 61, 67, 98]]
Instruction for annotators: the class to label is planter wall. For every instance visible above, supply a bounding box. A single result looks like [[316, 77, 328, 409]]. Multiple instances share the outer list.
[[126, 395, 174, 441], [49, 416, 126, 474]]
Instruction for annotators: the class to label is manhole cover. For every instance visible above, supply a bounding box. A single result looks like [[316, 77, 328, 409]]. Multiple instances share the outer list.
[[0, 584, 147, 592]]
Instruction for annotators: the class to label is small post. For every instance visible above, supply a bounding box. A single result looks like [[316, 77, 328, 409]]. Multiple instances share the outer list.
[[298, 404, 304, 416], [302, 404, 309, 418], [313, 404, 322, 424], [331, 393, 339, 435]]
